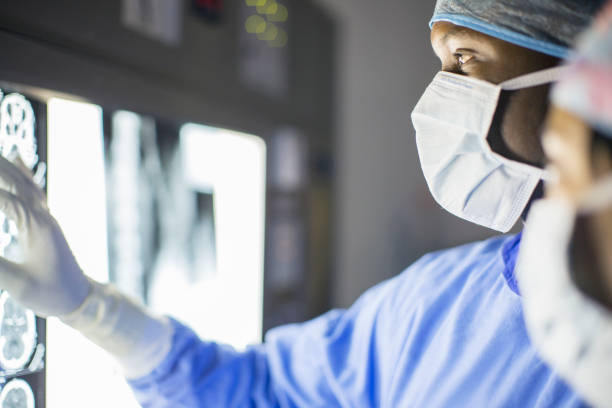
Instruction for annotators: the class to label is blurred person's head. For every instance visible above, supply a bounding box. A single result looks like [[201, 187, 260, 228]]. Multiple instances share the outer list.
[[539, 3, 612, 306]]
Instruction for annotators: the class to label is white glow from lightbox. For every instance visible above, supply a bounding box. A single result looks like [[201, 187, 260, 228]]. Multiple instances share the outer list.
[[167, 123, 266, 349], [45, 98, 140, 408], [44, 99, 266, 407]]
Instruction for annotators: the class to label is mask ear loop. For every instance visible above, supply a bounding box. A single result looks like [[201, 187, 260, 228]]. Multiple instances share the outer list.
[[500, 66, 569, 91]]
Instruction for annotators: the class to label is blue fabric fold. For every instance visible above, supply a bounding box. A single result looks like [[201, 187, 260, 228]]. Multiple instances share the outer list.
[[501, 231, 522, 295]]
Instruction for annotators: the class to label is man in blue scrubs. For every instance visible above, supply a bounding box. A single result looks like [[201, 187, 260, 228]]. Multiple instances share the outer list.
[[0, 0, 606, 407]]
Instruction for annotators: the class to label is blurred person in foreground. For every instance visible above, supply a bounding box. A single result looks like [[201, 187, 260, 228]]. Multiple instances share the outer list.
[[518, 2, 612, 407], [0, 1, 607, 407]]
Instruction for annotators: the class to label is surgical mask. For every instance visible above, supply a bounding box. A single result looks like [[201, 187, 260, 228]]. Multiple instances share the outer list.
[[411, 67, 565, 232], [516, 176, 612, 408]]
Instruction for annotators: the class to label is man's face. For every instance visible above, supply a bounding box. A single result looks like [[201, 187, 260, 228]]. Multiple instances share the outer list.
[[430, 22, 559, 166]]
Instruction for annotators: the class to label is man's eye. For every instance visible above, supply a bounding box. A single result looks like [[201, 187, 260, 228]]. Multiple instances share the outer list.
[[454, 53, 474, 66]]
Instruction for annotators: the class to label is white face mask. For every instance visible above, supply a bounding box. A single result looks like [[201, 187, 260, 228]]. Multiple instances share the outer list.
[[411, 67, 565, 232], [517, 176, 612, 408]]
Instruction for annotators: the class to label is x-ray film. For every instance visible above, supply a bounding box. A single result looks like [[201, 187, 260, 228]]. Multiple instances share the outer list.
[[0, 90, 45, 258], [0, 293, 37, 372], [0, 379, 35, 408]]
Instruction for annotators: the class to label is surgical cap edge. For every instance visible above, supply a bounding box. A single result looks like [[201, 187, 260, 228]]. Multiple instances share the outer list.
[[430, 14, 569, 59]]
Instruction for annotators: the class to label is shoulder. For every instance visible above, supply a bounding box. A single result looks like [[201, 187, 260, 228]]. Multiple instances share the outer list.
[[372, 235, 516, 314], [398, 234, 512, 282], [356, 234, 514, 300], [415, 234, 512, 271], [266, 235, 518, 346]]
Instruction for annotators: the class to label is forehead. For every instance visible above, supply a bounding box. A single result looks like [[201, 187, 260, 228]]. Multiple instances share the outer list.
[[431, 22, 482, 43], [429, 21, 550, 68], [430, 22, 501, 54]]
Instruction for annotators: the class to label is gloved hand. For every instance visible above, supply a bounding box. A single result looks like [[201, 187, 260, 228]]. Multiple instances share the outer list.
[[0, 155, 91, 317], [0, 155, 173, 379]]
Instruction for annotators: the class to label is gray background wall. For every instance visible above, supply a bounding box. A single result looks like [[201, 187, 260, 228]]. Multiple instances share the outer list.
[[315, 0, 495, 308]]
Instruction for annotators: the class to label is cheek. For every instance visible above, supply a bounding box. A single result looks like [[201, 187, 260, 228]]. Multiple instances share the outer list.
[[501, 86, 549, 165]]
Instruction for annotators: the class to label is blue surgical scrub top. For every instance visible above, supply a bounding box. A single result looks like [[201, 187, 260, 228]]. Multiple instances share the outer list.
[[128, 235, 587, 407]]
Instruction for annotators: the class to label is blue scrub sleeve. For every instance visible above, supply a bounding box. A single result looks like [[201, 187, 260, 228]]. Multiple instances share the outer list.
[[127, 277, 399, 407]]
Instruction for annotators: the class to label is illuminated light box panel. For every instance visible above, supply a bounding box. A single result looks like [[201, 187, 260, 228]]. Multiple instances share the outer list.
[[46, 99, 266, 408]]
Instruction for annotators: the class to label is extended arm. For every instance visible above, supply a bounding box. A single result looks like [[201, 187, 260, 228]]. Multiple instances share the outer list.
[[0, 156, 389, 406]]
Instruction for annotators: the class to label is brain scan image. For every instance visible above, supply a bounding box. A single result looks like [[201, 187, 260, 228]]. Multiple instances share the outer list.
[[0, 91, 44, 258], [0, 293, 36, 371], [0, 92, 38, 170], [0, 379, 34, 408]]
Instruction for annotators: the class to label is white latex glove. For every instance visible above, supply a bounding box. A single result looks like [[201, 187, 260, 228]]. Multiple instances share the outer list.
[[0, 155, 173, 379], [0, 155, 91, 317]]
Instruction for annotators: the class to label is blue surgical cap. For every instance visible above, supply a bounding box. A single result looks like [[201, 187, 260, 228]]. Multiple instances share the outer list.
[[431, 0, 605, 58]]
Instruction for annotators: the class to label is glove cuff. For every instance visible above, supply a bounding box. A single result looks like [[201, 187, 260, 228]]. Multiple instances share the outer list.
[[60, 277, 174, 379]]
